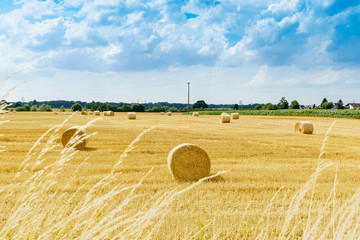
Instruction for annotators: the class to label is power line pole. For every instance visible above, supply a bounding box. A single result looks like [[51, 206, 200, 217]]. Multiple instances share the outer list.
[[187, 82, 190, 115]]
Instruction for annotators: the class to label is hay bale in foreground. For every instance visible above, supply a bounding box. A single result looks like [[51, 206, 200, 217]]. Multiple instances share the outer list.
[[81, 111, 88, 115], [220, 112, 231, 123], [295, 121, 314, 134], [61, 126, 88, 150], [128, 112, 136, 120], [192, 112, 199, 117], [94, 111, 100, 116], [231, 113, 239, 119], [167, 112, 172, 116], [167, 143, 211, 181], [104, 111, 114, 116]]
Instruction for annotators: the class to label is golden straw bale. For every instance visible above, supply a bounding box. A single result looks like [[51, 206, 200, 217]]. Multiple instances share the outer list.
[[295, 121, 314, 134], [167, 112, 172, 116], [231, 113, 239, 119], [220, 113, 231, 123], [167, 143, 211, 181], [128, 112, 136, 120], [81, 111, 88, 115], [104, 111, 114, 116], [160, 112, 165, 115], [94, 111, 100, 116], [89, 112, 94, 115], [192, 112, 199, 117], [61, 126, 88, 150]]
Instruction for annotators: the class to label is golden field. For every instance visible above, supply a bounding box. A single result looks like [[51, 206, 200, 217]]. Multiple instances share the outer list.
[[1, 112, 360, 239]]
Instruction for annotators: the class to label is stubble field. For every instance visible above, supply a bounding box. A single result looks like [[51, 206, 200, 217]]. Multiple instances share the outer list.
[[1, 112, 360, 239]]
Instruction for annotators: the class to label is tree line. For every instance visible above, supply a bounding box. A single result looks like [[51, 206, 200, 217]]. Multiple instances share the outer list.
[[6, 98, 347, 112], [253, 97, 345, 110]]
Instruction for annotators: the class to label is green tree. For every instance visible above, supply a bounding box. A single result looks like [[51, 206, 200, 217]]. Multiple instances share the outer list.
[[168, 107, 178, 112], [321, 98, 328, 106], [60, 105, 65, 112], [262, 103, 277, 110], [277, 97, 288, 109], [233, 104, 239, 110], [30, 105, 37, 112], [254, 104, 262, 110], [131, 103, 145, 112], [193, 100, 208, 109], [98, 103, 108, 111], [90, 102, 98, 111], [23, 104, 30, 111], [290, 100, 300, 109], [336, 99, 344, 109], [38, 104, 52, 112], [322, 102, 333, 109], [71, 103, 82, 111], [30, 100, 37, 106], [120, 103, 131, 112]]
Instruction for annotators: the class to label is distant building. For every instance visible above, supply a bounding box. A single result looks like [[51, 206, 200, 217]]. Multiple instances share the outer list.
[[304, 105, 314, 109], [345, 103, 360, 110]]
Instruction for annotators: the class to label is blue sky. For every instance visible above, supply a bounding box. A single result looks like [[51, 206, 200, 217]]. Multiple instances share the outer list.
[[0, 0, 359, 105]]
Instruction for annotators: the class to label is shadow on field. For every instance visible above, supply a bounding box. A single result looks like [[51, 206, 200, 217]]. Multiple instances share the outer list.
[[83, 147, 98, 151]]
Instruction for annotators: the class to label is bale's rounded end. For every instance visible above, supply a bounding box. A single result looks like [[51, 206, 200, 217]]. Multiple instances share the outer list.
[[104, 111, 114, 116], [192, 112, 199, 117], [231, 113, 239, 119], [167, 143, 211, 181], [81, 111, 88, 115], [128, 112, 136, 120], [61, 126, 88, 150], [295, 121, 314, 134], [167, 112, 172, 116], [94, 111, 100, 116], [220, 113, 231, 123]]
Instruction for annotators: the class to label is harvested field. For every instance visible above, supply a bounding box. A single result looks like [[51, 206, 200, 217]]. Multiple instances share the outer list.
[[1, 112, 360, 239]]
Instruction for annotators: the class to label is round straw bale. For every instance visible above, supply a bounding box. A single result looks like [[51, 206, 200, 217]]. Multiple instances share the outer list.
[[160, 112, 165, 115], [61, 126, 88, 150], [167, 143, 211, 181], [81, 111, 88, 115], [167, 112, 172, 116], [104, 111, 114, 116], [94, 111, 100, 116], [220, 113, 230, 123], [231, 113, 239, 119], [128, 112, 136, 120], [192, 112, 199, 117], [89, 112, 94, 115], [295, 121, 314, 134]]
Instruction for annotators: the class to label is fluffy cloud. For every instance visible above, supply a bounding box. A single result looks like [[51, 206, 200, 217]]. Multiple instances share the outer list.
[[1, 0, 359, 72]]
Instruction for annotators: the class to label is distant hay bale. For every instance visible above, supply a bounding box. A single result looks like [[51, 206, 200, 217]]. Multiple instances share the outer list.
[[53, 112, 58, 115], [167, 143, 211, 181], [104, 111, 114, 116], [167, 112, 172, 116], [89, 112, 94, 115], [94, 111, 100, 116], [128, 112, 136, 120], [160, 112, 165, 115], [231, 113, 239, 119], [220, 112, 230, 123], [81, 111, 88, 115], [192, 112, 199, 117], [295, 121, 314, 134], [61, 126, 88, 150]]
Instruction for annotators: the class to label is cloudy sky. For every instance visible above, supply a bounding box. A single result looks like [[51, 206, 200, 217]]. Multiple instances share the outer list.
[[0, 0, 359, 105]]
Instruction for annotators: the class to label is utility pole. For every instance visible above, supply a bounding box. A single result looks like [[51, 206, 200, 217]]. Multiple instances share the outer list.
[[187, 82, 190, 115]]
